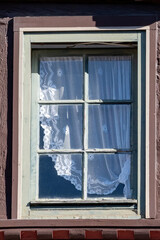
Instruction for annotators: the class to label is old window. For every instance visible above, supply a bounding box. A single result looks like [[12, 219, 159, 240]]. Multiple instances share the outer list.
[[27, 43, 141, 219], [13, 21, 154, 219], [31, 49, 137, 203]]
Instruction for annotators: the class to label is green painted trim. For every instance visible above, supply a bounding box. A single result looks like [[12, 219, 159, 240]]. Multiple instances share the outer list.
[[130, 50, 138, 201], [137, 31, 146, 217], [20, 31, 145, 219], [139, 32, 146, 217], [31, 51, 40, 201], [26, 32, 138, 43], [22, 35, 32, 217]]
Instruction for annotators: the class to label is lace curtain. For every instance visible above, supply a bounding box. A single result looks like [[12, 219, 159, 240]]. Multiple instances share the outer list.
[[39, 56, 132, 198]]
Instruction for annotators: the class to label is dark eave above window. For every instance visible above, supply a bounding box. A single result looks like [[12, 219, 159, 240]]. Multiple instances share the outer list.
[[1, 0, 160, 4]]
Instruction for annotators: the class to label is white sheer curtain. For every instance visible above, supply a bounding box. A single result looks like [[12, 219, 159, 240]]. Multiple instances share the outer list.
[[89, 56, 131, 100], [39, 56, 132, 199]]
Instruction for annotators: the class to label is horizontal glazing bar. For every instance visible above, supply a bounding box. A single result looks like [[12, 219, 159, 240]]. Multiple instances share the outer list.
[[38, 149, 84, 153], [38, 149, 132, 154], [38, 100, 132, 104], [87, 100, 132, 104], [85, 149, 132, 153], [30, 199, 137, 205], [38, 100, 84, 104]]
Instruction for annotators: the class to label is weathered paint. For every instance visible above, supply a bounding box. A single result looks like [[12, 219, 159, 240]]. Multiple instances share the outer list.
[[0, 18, 11, 220]]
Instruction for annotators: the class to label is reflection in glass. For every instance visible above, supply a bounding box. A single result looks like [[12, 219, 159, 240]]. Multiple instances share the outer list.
[[39, 154, 82, 198]]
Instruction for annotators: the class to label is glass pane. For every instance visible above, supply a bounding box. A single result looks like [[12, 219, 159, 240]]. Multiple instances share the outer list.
[[39, 154, 82, 198], [87, 154, 131, 198], [88, 56, 131, 100], [88, 104, 130, 149], [39, 104, 83, 149], [40, 57, 83, 100]]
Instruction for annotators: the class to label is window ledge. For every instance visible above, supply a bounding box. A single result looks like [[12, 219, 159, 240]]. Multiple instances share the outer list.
[[1, 219, 160, 228]]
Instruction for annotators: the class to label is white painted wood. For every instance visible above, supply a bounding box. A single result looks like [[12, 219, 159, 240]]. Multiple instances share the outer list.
[[137, 32, 144, 216], [21, 35, 32, 218], [30, 51, 40, 201], [145, 29, 150, 218], [23, 209, 140, 220], [37, 149, 130, 154], [30, 199, 137, 204], [38, 100, 132, 104], [38, 100, 84, 104], [17, 30, 24, 219], [29, 32, 138, 43], [19, 26, 150, 32]]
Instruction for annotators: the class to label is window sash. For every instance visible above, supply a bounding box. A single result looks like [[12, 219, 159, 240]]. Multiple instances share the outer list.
[[31, 49, 137, 202]]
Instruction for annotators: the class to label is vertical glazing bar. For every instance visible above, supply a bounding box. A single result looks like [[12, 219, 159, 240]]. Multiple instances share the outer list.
[[83, 55, 88, 200]]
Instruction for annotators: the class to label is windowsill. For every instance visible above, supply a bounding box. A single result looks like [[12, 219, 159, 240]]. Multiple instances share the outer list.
[[26, 199, 139, 219], [22, 208, 140, 220], [30, 199, 137, 204], [1, 219, 160, 227]]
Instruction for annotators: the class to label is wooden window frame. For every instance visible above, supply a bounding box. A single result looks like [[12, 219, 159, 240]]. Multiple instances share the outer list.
[[12, 16, 157, 220], [31, 49, 137, 205]]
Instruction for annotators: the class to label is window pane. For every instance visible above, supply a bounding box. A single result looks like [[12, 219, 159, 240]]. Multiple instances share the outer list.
[[87, 154, 131, 198], [39, 104, 83, 149], [39, 154, 82, 198], [40, 57, 83, 100], [88, 104, 130, 149], [88, 56, 131, 100]]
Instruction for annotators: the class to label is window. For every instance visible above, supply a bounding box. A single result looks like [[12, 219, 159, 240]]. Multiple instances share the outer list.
[[26, 44, 141, 219], [31, 49, 137, 203], [13, 20, 155, 219]]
